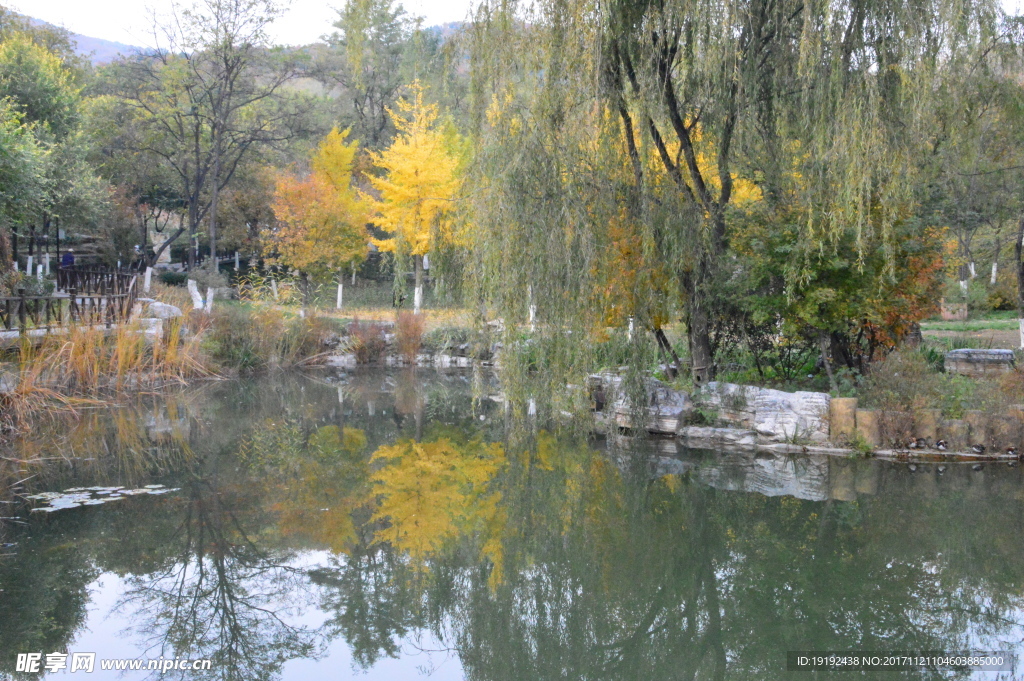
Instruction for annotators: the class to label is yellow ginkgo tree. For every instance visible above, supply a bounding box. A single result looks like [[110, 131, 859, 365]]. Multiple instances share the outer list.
[[365, 81, 462, 311], [271, 127, 369, 300]]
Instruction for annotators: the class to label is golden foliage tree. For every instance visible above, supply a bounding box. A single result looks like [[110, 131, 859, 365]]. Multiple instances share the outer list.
[[271, 127, 368, 283], [366, 81, 462, 308]]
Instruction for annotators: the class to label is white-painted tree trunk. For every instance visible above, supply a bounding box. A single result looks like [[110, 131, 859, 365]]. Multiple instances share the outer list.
[[991, 261, 998, 285], [187, 279, 204, 309], [337, 386, 344, 405], [205, 287, 215, 312], [11, 261, 15, 272], [1019, 318, 1024, 349], [351, 263, 356, 284], [43, 254, 49, 276], [270, 279, 279, 301], [234, 251, 240, 270], [959, 280, 968, 294], [36, 264, 42, 280], [144, 267, 153, 293], [414, 285, 422, 313], [336, 282, 343, 309], [628, 316, 635, 341], [969, 261, 976, 278], [117, 260, 121, 270], [26, 256, 32, 274]]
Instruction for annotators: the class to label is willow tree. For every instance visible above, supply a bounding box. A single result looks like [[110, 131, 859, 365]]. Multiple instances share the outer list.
[[467, 0, 1001, 384]]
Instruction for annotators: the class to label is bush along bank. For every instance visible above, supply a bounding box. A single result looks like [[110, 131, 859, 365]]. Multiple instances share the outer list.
[[324, 318, 498, 368]]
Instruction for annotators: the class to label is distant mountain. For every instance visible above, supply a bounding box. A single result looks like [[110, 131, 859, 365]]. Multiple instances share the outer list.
[[25, 16, 140, 64]]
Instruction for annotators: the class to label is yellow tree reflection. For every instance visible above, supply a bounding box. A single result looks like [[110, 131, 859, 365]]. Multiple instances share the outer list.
[[369, 435, 506, 571]]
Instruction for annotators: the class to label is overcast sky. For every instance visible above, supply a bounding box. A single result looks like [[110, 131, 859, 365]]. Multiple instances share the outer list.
[[8, 0, 1024, 50], [4, 0, 476, 48]]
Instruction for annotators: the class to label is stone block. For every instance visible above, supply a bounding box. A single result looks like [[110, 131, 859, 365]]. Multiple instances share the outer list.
[[945, 349, 1014, 377], [830, 397, 858, 442], [146, 301, 182, 319], [700, 382, 830, 443], [940, 298, 968, 321], [940, 419, 969, 450], [965, 410, 987, 443], [855, 409, 880, 447], [913, 409, 941, 441], [610, 377, 693, 435], [678, 426, 758, 446]]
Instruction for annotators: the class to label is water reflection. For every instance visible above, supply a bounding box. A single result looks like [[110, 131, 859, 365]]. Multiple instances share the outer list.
[[0, 370, 1021, 680]]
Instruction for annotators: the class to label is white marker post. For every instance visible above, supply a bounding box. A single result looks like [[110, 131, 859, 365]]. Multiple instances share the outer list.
[[144, 267, 153, 293], [187, 279, 204, 310], [528, 285, 536, 332]]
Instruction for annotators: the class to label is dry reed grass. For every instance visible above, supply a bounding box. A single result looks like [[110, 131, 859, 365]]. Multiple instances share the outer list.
[[350, 319, 388, 364], [395, 311, 425, 362], [0, 319, 211, 432], [147, 280, 193, 311]]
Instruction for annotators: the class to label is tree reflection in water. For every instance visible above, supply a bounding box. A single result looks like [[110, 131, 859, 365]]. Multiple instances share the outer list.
[[114, 476, 325, 680], [1, 372, 1023, 681]]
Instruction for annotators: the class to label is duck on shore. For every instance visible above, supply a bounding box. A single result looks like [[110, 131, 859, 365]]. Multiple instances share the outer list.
[[971, 444, 986, 455], [936, 440, 948, 451]]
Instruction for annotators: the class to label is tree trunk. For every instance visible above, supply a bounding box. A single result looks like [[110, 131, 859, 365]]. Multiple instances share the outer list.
[[688, 295, 714, 385], [208, 132, 221, 272], [187, 205, 197, 271], [654, 327, 681, 379], [414, 255, 423, 313], [1016, 214, 1024, 349], [819, 331, 838, 393]]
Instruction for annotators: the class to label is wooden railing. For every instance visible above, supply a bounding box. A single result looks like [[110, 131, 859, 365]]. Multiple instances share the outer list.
[[0, 289, 137, 332], [0, 266, 139, 333], [56, 266, 136, 295]]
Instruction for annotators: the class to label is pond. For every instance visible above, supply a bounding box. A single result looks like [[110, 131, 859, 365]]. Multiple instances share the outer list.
[[0, 369, 1022, 680]]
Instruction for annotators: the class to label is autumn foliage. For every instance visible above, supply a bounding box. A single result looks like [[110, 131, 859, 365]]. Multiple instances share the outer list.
[[271, 127, 368, 278], [366, 81, 462, 257]]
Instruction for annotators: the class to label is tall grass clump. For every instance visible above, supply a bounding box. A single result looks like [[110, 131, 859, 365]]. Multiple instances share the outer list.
[[349, 319, 387, 364], [0, 319, 210, 431], [25, 319, 208, 391], [395, 311, 425, 363], [203, 305, 336, 371]]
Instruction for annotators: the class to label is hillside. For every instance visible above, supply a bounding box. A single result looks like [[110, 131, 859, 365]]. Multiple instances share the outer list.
[[25, 15, 139, 64]]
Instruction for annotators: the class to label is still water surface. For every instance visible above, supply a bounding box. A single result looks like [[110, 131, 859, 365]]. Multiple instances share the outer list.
[[0, 370, 1023, 680]]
